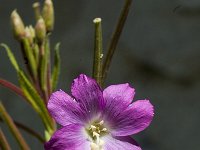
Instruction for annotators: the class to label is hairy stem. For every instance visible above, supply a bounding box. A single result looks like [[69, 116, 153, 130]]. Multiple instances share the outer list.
[[93, 18, 103, 86]]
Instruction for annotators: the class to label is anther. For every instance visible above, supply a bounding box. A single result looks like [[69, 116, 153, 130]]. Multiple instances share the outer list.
[[101, 128, 107, 132], [99, 120, 104, 125], [90, 125, 96, 131]]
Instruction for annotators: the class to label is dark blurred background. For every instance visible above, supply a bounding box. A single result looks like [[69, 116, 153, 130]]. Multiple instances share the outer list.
[[1, 0, 200, 149]]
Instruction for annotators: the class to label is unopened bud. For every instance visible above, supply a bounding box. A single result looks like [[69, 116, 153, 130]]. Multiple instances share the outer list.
[[32, 2, 41, 20], [42, 0, 54, 32], [25, 25, 35, 44], [35, 17, 46, 44], [10, 10, 25, 40]]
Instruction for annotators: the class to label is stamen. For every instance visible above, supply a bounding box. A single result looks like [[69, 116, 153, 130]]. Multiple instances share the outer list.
[[93, 131, 99, 138], [90, 125, 97, 130], [87, 119, 107, 150], [101, 128, 107, 132], [99, 120, 104, 125]]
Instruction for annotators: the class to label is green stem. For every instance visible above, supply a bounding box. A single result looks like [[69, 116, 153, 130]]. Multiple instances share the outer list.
[[0, 78, 26, 101], [0, 102, 30, 150], [22, 38, 38, 81], [46, 37, 52, 97], [102, 0, 132, 85], [14, 121, 45, 143], [93, 18, 103, 86], [0, 128, 11, 150], [39, 37, 51, 103], [0, 117, 45, 143]]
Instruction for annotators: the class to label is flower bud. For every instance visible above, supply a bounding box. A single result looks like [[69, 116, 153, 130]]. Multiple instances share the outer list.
[[32, 2, 41, 20], [25, 25, 35, 44], [10, 10, 25, 40], [35, 17, 46, 44], [42, 0, 54, 32]]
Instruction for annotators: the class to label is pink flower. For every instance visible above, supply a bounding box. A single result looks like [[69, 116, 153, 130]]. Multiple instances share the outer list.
[[45, 74, 154, 150]]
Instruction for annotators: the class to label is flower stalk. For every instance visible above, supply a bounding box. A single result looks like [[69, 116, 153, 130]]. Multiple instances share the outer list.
[[0, 129, 11, 150], [102, 0, 132, 85], [93, 18, 103, 87], [0, 102, 30, 150], [14, 120, 46, 143], [0, 117, 45, 143], [0, 78, 26, 101]]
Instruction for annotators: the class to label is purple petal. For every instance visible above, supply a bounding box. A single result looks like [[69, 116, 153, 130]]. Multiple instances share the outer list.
[[103, 83, 135, 106], [114, 136, 140, 147], [44, 124, 90, 150], [71, 74, 105, 119], [47, 90, 88, 126], [110, 100, 154, 136], [102, 135, 142, 150], [103, 84, 135, 123]]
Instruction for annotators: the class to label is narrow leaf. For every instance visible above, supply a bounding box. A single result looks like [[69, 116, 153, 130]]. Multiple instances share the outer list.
[[0, 78, 26, 101], [1, 43, 19, 72], [1, 43, 54, 134], [18, 71, 54, 133], [0, 129, 11, 150], [51, 43, 60, 91], [22, 38, 38, 80], [39, 37, 50, 100], [0, 102, 30, 150]]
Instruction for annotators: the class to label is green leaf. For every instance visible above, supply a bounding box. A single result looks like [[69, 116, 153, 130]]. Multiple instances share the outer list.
[[40, 37, 50, 93], [22, 38, 37, 79], [51, 43, 60, 91], [0, 102, 30, 150], [18, 71, 54, 132], [1, 43, 53, 133], [33, 43, 39, 67], [1, 43, 19, 72]]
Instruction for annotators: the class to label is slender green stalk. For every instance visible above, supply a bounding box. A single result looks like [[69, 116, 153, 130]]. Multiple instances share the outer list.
[[0, 117, 45, 143], [39, 37, 50, 103], [22, 38, 37, 81], [14, 121, 45, 143], [0, 128, 11, 150], [0, 102, 30, 150], [102, 0, 132, 85], [19, 42, 33, 80], [46, 37, 52, 97], [0, 78, 26, 100], [51, 43, 61, 91], [93, 18, 103, 86]]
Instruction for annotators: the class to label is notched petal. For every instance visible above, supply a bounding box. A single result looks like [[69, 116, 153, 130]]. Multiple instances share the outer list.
[[102, 135, 142, 150], [111, 100, 154, 136], [103, 83, 135, 106], [44, 124, 90, 150], [71, 74, 105, 118], [48, 90, 87, 126]]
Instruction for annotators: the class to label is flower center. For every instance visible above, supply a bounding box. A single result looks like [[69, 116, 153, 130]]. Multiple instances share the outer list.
[[86, 120, 107, 150]]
